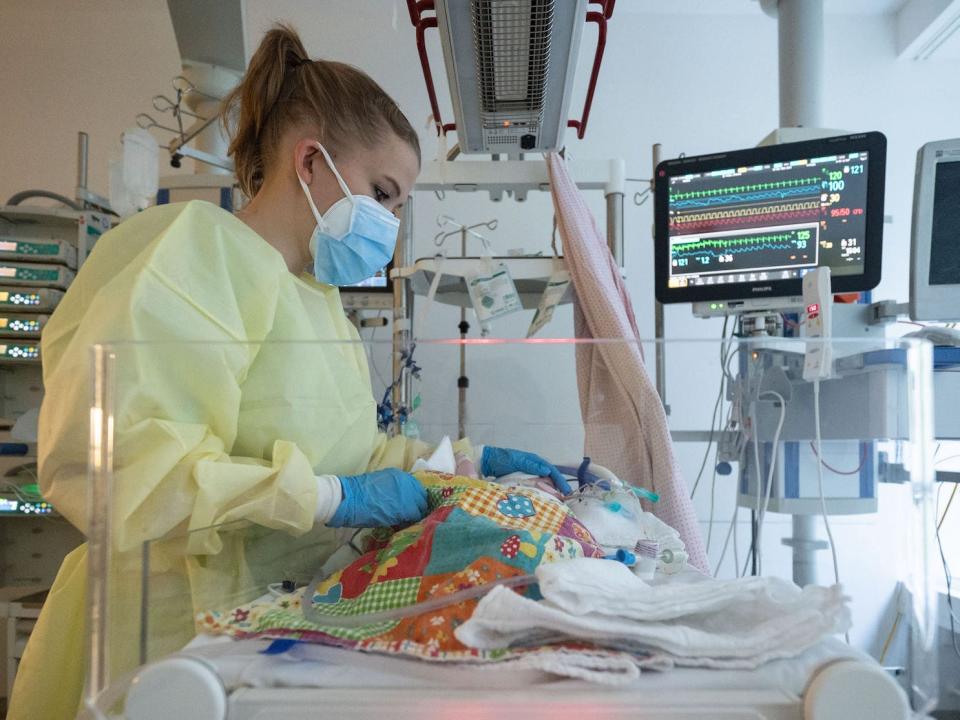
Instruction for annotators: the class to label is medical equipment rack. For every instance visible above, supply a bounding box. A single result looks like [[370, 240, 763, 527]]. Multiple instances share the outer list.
[[389, 156, 627, 435]]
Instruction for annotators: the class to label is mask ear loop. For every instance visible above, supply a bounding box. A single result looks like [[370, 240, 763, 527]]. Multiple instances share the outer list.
[[313, 142, 355, 201], [296, 142, 356, 231]]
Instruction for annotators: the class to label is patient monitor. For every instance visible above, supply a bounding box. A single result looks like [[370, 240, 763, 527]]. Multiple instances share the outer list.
[[654, 132, 887, 316], [910, 138, 960, 322]]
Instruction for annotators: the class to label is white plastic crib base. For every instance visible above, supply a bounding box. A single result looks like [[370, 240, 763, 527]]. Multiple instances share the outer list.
[[227, 686, 804, 720], [116, 656, 911, 720]]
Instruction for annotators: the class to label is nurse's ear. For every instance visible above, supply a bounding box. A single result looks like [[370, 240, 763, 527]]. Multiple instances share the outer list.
[[293, 138, 322, 186]]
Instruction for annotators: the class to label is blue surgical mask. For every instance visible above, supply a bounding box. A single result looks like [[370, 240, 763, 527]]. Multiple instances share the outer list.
[[297, 143, 400, 286]]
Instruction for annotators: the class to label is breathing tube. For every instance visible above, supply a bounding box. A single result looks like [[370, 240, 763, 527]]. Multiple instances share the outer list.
[[301, 571, 536, 628]]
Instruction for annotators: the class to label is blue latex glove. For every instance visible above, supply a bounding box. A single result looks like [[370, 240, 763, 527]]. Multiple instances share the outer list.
[[329, 468, 428, 528], [480, 446, 572, 495]]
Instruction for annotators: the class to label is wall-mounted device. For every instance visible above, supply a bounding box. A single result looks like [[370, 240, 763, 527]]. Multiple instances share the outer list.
[[910, 138, 960, 322]]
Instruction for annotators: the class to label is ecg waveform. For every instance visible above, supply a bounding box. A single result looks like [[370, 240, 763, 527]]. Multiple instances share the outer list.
[[670, 200, 820, 231], [671, 183, 820, 209], [671, 209, 820, 233], [670, 177, 817, 201], [671, 226, 817, 275]]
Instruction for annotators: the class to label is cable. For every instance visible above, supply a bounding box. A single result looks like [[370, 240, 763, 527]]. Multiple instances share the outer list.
[[691, 317, 729, 500], [745, 408, 763, 577], [813, 379, 848, 644], [714, 503, 738, 578], [813, 381, 842, 586], [809, 441, 868, 475], [705, 459, 718, 554], [742, 391, 787, 578], [935, 484, 960, 660], [701, 321, 734, 557], [939, 483, 957, 532], [712, 401, 741, 576], [732, 502, 740, 577]]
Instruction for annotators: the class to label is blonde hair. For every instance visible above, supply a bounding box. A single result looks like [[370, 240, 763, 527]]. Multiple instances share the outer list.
[[222, 23, 420, 198]]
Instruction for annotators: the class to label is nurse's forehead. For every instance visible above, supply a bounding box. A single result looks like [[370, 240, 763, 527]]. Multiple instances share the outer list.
[[358, 142, 419, 194]]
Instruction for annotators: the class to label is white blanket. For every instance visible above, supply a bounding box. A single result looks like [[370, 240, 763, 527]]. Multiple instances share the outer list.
[[455, 558, 850, 669]]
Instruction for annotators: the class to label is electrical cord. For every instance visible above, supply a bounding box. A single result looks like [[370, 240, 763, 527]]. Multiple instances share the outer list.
[[699, 320, 734, 557], [939, 483, 958, 533], [813, 380, 841, 586], [747, 406, 763, 577], [691, 316, 729, 500], [936, 483, 960, 660], [741, 391, 786, 578], [714, 349, 747, 578], [714, 393, 742, 577], [714, 502, 738, 578], [812, 379, 849, 646], [809, 441, 868, 475]]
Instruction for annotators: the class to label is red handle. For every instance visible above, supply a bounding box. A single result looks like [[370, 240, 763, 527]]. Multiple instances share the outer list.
[[568, 0, 615, 140]]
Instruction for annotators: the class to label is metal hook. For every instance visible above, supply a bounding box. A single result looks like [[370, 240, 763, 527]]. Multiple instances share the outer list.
[[434, 189, 446, 201], [172, 75, 221, 101], [432, 216, 498, 248], [152, 94, 203, 119], [634, 189, 651, 207], [135, 113, 180, 134]]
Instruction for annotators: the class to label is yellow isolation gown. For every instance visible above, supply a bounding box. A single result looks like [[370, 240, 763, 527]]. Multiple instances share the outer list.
[[8, 200, 430, 719]]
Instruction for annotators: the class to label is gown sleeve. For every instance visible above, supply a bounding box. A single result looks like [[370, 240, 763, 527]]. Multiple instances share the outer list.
[[38, 202, 319, 554]]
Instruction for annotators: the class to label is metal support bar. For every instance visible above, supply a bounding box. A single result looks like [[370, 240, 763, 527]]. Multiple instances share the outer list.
[[170, 144, 234, 173], [605, 192, 623, 266], [652, 143, 667, 409], [415, 159, 623, 194], [782, 514, 827, 586], [77, 132, 89, 196], [776, 0, 824, 128], [392, 195, 416, 434], [85, 345, 116, 704]]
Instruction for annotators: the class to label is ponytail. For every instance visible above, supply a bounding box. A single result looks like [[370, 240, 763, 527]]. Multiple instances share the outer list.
[[222, 24, 420, 199]]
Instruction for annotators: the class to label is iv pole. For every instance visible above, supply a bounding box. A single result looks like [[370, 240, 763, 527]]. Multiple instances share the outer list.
[[434, 217, 498, 439]]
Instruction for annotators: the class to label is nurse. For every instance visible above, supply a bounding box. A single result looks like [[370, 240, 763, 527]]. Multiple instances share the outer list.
[[9, 24, 567, 719]]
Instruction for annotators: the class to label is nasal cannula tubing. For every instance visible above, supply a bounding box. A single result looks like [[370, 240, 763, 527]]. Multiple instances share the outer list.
[[301, 572, 536, 628]]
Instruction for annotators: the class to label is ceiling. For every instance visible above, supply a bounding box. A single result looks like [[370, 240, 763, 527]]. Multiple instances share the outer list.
[[617, 0, 909, 16]]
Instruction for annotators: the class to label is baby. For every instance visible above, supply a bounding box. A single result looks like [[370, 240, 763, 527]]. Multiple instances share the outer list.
[[496, 460, 688, 577], [412, 437, 688, 577]]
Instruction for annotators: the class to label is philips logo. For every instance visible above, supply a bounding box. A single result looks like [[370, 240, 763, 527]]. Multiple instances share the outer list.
[[752, 286, 773, 293]]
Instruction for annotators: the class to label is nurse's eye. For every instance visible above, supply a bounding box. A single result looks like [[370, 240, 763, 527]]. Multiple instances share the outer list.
[[373, 185, 389, 203]]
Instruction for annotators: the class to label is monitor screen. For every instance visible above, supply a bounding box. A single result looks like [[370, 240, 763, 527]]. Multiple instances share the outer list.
[[340, 262, 393, 293], [655, 132, 886, 304], [930, 160, 960, 286], [346, 267, 390, 290]]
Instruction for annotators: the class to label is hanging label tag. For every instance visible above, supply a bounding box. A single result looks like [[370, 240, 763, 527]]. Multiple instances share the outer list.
[[466, 262, 522, 324], [526, 268, 571, 338]]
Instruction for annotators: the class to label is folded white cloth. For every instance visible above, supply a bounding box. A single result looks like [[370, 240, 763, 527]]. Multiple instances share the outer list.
[[185, 635, 665, 688], [456, 558, 850, 669], [411, 436, 457, 474]]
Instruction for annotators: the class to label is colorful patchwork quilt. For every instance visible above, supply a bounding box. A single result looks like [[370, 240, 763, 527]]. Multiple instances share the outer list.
[[198, 472, 611, 663]]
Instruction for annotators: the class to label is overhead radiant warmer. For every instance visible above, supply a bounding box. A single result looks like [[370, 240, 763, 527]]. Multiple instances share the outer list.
[[407, 0, 615, 154]]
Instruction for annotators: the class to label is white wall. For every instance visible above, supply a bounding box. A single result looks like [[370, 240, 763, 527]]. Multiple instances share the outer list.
[[0, 0, 184, 204], [2, 0, 956, 661]]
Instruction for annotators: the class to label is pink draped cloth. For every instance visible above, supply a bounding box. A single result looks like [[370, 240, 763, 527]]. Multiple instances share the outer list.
[[546, 152, 708, 573]]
